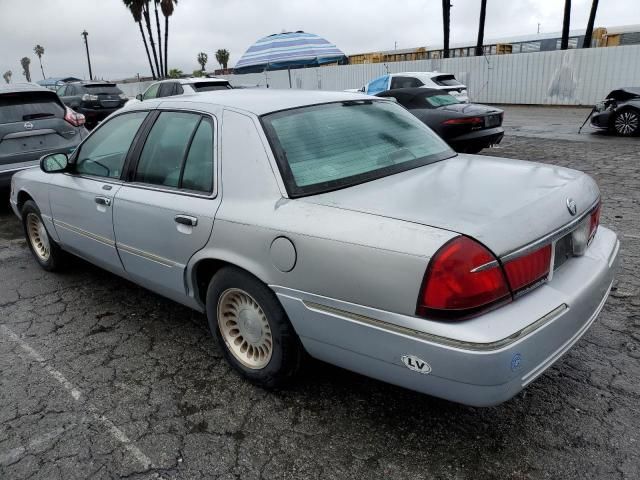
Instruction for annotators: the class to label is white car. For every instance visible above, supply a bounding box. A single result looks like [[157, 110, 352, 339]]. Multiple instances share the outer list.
[[353, 72, 469, 102], [126, 77, 232, 106]]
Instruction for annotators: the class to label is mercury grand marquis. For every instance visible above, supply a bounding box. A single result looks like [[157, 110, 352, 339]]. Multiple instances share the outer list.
[[9, 90, 619, 406]]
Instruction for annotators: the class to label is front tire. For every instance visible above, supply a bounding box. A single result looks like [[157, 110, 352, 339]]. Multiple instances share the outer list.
[[206, 267, 303, 388], [21, 200, 65, 271], [613, 109, 640, 136]]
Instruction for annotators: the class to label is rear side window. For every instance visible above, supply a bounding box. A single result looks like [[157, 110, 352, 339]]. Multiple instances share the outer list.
[[133, 112, 215, 193], [191, 81, 231, 92], [390, 76, 424, 89], [432, 75, 463, 87], [157, 83, 176, 98], [0, 92, 65, 123]]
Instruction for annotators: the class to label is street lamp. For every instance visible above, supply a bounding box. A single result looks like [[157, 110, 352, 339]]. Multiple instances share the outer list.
[[81, 30, 93, 81]]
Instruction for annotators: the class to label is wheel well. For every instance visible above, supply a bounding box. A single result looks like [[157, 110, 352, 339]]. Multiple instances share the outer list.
[[17, 191, 34, 212], [193, 258, 233, 306]]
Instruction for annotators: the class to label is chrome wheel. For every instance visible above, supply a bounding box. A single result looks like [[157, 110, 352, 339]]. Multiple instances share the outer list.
[[614, 111, 639, 136], [217, 288, 273, 369], [26, 213, 50, 262]]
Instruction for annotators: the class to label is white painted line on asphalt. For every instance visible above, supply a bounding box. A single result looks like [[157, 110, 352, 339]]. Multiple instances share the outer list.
[[0, 425, 73, 466], [0, 325, 153, 470]]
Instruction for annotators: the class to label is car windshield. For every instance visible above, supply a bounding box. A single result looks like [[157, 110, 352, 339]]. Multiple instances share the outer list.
[[83, 84, 123, 95], [191, 81, 231, 91], [262, 100, 455, 197]]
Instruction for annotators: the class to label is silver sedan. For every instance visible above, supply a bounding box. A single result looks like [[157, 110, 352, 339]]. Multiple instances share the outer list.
[[9, 90, 619, 406]]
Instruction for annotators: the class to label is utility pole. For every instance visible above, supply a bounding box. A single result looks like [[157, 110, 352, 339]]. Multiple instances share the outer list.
[[81, 30, 93, 81]]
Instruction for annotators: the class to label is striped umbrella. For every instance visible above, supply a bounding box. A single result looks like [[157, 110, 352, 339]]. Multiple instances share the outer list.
[[234, 31, 347, 73]]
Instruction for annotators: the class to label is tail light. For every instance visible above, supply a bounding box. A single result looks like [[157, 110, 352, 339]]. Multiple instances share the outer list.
[[589, 202, 601, 242], [502, 245, 552, 292], [442, 117, 483, 127], [64, 107, 86, 127], [417, 236, 511, 319]]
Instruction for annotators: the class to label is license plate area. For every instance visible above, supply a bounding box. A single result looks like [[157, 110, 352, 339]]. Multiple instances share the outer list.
[[553, 233, 573, 270], [484, 114, 501, 128]]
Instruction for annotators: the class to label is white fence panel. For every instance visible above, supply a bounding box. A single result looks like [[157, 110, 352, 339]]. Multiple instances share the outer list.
[[118, 45, 640, 106]]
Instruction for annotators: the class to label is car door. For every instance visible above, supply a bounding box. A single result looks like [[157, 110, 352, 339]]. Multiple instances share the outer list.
[[48, 110, 150, 275], [112, 109, 219, 303]]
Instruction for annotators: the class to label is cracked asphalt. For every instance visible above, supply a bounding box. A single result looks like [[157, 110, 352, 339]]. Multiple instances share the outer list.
[[1, 113, 639, 479]]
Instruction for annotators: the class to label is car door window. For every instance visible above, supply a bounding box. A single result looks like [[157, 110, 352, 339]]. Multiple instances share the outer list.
[[181, 118, 214, 193], [158, 82, 176, 98], [75, 111, 148, 179], [134, 112, 201, 188], [56, 86, 67, 96], [174, 83, 184, 95], [390, 76, 424, 89], [142, 83, 160, 100]]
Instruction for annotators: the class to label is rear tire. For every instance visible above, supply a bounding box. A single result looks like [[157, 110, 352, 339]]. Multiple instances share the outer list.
[[613, 109, 640, 136], [206, 267, 303, 388], [21, 200, 65, 271]]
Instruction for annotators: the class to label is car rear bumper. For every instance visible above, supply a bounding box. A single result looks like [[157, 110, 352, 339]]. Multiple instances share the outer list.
[[448, 127, 504, 151], [274, 227, 619, 406]]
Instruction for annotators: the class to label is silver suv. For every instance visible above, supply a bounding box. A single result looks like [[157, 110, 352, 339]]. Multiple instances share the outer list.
[[0, 83, 87, 188], [132, 77, 232, 104]]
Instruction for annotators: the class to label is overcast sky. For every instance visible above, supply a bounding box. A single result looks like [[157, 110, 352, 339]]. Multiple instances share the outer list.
[[1, 0, 638, 81]]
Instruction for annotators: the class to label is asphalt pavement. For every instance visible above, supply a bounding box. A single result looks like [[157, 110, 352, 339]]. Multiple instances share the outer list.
[[1, 110, 639, 479]]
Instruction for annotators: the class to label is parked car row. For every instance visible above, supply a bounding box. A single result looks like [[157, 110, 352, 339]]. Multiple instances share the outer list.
[[8, 89, 618, 407]]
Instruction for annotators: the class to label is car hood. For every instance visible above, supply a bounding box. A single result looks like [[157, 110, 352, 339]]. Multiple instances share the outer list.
[[300, 154, 600, 257]]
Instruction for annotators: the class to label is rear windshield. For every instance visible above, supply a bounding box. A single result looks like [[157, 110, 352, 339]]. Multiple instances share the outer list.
[[0, 92, 65, 123], [262, 100, 455, 197], [191, 81, 231, 91], [420, 93, 461, 108], [432, 75, 463, 87], [83, 84, 123, 95]]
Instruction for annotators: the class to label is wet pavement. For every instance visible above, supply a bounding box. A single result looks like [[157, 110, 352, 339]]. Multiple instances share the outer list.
[[1, 113, 639, 479]]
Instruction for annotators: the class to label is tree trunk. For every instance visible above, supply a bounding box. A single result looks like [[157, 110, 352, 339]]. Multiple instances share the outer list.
[[475, 0, 487, 56], [442, 0, 451, 59], [582, 0, 599, 48], [560, 0, 571, 50], [138, 21, 157, 79], [164, 16, 169, 78], [154, 2, 164, 78], [142, 4, 161, 77], [39, 59, 45, 79]]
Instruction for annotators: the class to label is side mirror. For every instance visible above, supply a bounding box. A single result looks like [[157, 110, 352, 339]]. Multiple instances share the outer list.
[[40, 153, 69, 174], [136, 94, 143, 101]]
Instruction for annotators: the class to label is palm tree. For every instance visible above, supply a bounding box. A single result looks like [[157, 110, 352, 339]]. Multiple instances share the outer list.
[[2, 70, 12, 84], [20, 57, 31, 82], [442, 0, 451, 58], [475, 0, 487, 56], [560, 0, 571, 50], [197, 52, 208, 72], [582, 0, 599, 48], [160, 0, 177, 78], [168, 68, 182, 78], [215, 49, 230, 70], [141, 0, 162, 77], [123, 0, 157, 79], [153, 0, 164, 77], [33, 45, 45, 79]]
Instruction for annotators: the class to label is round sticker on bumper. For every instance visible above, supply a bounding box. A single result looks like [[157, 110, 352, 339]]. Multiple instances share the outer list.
[[401, 355, 432, 374], [511, 353, 523, 371]]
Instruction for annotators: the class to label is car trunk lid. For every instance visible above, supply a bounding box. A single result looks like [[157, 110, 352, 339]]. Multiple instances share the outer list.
[[300, 154, 599, 257]]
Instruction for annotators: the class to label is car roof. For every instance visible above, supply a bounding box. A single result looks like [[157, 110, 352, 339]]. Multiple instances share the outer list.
[[0, 82, 53, 95], [67, 81, 118, 87], [391, 72, 442, 78], [152, 89, 379, 115], [151, 77, 229, 85]]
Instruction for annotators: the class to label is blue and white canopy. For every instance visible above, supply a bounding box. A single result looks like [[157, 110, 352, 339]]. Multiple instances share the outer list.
[[234, 31, 347, 73]]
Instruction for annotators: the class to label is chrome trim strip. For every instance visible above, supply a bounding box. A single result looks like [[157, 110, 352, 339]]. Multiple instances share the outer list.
[[53, 220, 115, 247], [0, 165, 37, 175], [303, 301, 569, 352], [501, 198, 600, 262], [521, 280, 613, 386], [470, 260, 499, 273], [117, 242, 177, 268]]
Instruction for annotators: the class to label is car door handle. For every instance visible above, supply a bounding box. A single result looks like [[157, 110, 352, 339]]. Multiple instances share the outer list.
[[95, 196, 111, 206], [174, 215, 198, 227]]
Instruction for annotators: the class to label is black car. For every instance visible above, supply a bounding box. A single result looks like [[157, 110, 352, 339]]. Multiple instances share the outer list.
[[0, 83, 87, 189], [57, 81, 127, 129], [376, 88, 504, 153], [590, 87, 640, 136]]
